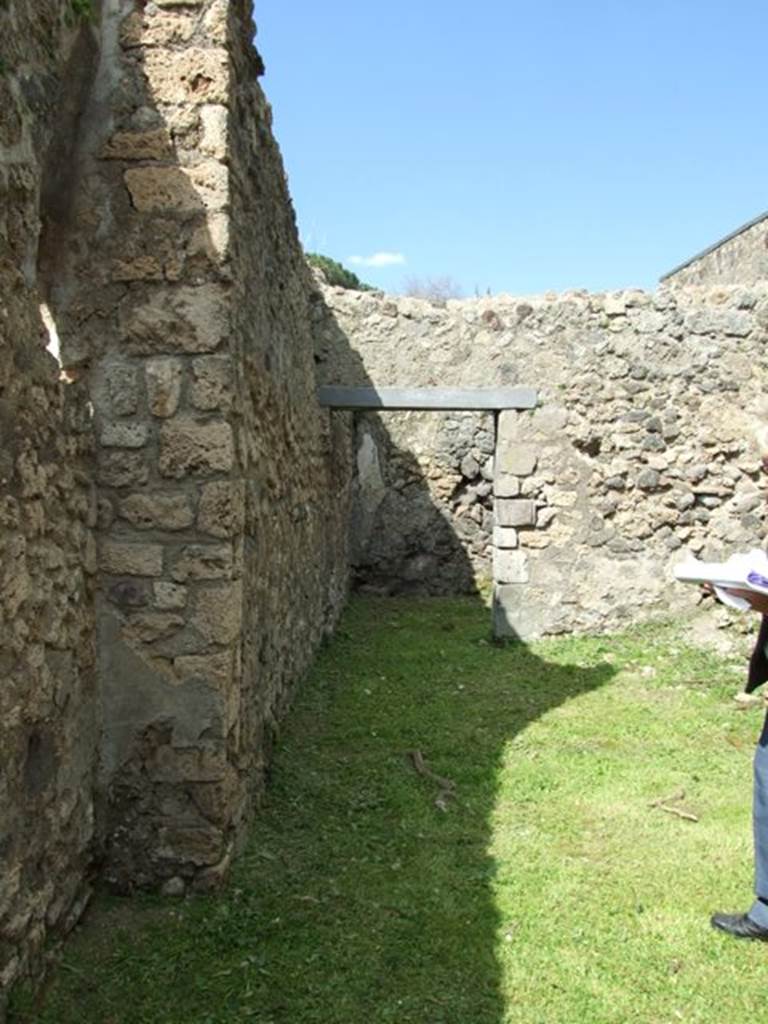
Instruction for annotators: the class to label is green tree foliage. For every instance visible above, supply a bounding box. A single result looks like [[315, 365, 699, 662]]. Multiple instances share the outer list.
[[306, 252, 373, 291]]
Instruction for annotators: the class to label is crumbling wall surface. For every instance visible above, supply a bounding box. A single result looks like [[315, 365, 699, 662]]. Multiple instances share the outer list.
[[664, 217, 768, 288], [29, 0, 351, 894], [227, 0, 352, 805], [0, 0, 97, 1003], [318, 284, 768, 633], [35, 0, 250, 896]]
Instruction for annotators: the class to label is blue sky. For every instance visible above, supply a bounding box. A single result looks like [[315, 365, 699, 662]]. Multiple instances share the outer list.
[[256, 1, 768, 296]]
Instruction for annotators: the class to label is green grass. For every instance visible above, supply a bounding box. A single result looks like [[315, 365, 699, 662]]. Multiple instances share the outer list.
[[12, 597, 768, 1024]]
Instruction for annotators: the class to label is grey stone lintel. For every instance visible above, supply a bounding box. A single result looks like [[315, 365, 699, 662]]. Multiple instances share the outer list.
[[318, 386, 537, 411]]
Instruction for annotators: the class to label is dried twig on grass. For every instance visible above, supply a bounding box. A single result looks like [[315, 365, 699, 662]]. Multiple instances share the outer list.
[[649, 789, 699, 823], [408, 749, 457, 812]]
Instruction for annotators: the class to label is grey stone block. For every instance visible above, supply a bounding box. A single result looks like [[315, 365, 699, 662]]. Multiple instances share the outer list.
[[492, 584, 532, 639], [493, 526, 518, 549], [496, 445, 538, 477], [494, 473, 520, 497], [495, 498, 536, 528], [493, 548, 528, 583]]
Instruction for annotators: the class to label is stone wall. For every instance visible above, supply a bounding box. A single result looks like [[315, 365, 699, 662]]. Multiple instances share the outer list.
[[663, 215, 768, 287], [2, 0, 353, 1001], [227, 0, 353, 824], [31, 0, 353, 894], [0, 0, 97, 1004], [346, 409, 492, 594], [317, 284, 768, 635]]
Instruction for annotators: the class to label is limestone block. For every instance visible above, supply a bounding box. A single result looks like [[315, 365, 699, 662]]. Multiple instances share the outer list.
[[200, 105, 228, 159], [190, 356, 231, 411], [98, 451, 150, 488], [120, 285, 228, 355], [493, 584, 531, 639], [102, 363, 139, 416], [519, 532, 552, 549], [202, 0, 228, 43], [118, 493, 195, 531], [124, 162, 227, 214], [170, 543, 233, 582], [496, 445, 538, 477], [497, 409, 520, 442], [494, 473, 520, 497], [189, 213, 230, 266], [154, 581, 188, 610], [124, 611, 185, 643], [197, 481, 245, 538], [142, 49, 228, 105], [100, 541, 164, 577], [159, 419, 234, 478], [494, 549, 529, 584], [102, 129, 172, 161], [100, 421, 149, 448], [604, 294, 627, 317], [189, 581, 242, 645], [175, 649, 233, 690], [537, 507, 557, 528], [146, 358, 183, 418], [493, 526, 518, 549], [120, 10, 198, 48], [495, 498, 536, 528]]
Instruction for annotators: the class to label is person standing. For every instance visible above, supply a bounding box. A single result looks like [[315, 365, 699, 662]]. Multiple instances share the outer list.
[[710, 599, 768, 939]]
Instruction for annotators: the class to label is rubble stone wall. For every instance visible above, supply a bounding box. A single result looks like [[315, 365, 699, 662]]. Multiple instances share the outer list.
[[227, 0, 353, 820], [317, 284, 768, 633], [39, 0, 352, 894], [664, 216, 768, 287], [0, 0, 97, 1004], [3, 7, 353, 1007]]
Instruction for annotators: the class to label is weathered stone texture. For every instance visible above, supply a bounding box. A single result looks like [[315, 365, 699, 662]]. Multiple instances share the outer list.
[[0, 0, 97, 1005], [227, 0, 352, 817], [6, 0, 354, 909], [664, 216, 768, 288], [318, 283, 768, 635]]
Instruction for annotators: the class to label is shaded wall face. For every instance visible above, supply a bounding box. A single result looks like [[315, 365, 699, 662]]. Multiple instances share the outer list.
[[350, 410, 493, 594], [318, 284, 768, 634], [226, 0, 353, 806], [0, 0, 97, 1000]]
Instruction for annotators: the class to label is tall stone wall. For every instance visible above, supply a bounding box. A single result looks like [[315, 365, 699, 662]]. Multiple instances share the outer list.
[[663, 216, 768, 288], [0, 0, 97, 1004], [29, 0, 352, 893], [317, 284, 768, 634], [227, 0, 353, 822]]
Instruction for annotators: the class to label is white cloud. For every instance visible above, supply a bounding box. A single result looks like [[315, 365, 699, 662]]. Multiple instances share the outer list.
[[348, 251, 406, 268]]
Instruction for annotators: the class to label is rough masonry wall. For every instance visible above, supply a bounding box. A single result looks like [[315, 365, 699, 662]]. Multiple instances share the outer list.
[[318, 284, 768, 634], [33, 0, 352, 894], [227, 0, 352, 817], [664, 216, 768, 287], [0, 0, 97, 1003]]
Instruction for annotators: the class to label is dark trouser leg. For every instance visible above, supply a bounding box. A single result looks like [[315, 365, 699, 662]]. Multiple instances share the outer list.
[[748, 713, 768, 927]]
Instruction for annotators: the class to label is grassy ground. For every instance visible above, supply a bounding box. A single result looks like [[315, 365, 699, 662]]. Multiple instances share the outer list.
[[11, 597, 768, 1024]]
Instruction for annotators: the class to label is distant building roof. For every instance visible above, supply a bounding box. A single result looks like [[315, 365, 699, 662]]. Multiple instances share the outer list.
[[660, 210, 768, 282]]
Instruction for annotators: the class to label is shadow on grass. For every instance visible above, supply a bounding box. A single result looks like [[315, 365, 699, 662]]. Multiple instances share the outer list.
[[20, 596, 617, 1024]]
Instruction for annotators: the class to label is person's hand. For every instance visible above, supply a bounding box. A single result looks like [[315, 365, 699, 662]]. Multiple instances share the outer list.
[[722, 588, 768, 615]]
